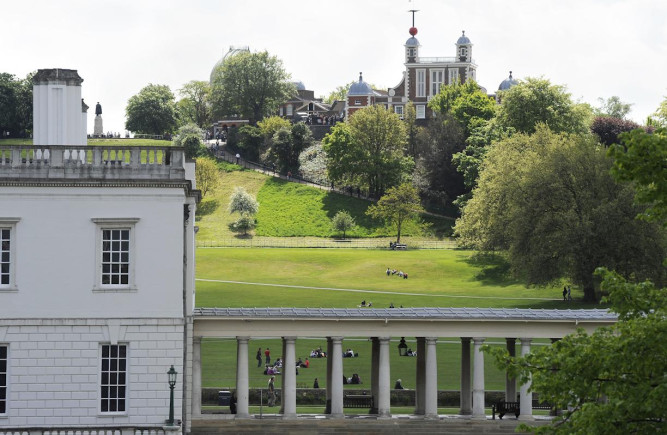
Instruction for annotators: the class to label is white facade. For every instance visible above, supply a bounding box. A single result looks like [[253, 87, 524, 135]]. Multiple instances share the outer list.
[[0, 145, 198, 433]]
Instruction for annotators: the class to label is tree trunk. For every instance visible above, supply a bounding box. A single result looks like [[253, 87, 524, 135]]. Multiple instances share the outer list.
[[396, 224, 401, 244], [583, 285, 598, 303]]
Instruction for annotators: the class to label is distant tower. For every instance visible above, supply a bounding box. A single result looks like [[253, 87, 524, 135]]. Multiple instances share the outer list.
[[456, 30, 472, 62], [32, 69, 87, 145], [405, 9, 420, 63]]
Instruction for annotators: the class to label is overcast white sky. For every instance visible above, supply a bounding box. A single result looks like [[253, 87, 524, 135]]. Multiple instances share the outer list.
[[2, 0, 666, 134]]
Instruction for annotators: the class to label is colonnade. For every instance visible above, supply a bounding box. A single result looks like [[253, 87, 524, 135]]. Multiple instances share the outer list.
[[191, 336, 535, 420]]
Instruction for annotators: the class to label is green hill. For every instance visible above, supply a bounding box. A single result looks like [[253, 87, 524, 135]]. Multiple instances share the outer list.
[[196, 167, 454, 242]]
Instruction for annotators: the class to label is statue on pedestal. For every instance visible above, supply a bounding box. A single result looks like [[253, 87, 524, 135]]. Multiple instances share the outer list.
[[94, 102, 104, 136]]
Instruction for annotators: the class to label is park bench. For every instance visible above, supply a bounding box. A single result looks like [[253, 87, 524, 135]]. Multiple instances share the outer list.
[[343, 394, 374, 408], [390, 243, 407, 250], [492, 400, 555, 419]]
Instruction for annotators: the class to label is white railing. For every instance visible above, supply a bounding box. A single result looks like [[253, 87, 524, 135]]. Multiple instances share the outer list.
[[0, 145, 185, 180]]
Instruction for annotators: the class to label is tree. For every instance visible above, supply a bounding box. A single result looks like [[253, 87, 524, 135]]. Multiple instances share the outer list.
[[194, 157, 221, 199], [230, 213, 256, 236], [608, 127, 667, 224], [486, 268, 666, 434], [455, 126, 665, 302], [403, 102, 421, 158], [331, 210, 356, 239], [429, 79, 496, 136], [173, 123, 205, 159], [323, 105, 413, 198], [595, 95, 632, 119], [209, 51, 294, 124], [270, 122, 314, 174], [228, 186, 259, 215], [652, 96, 667, 127], [496, 77, 592, 135], [236, 125, 263, 161], [366, 183, 425, 243], [257, 115, 291, 143], [0, 72, 33, 138], [125, 84, 179, 135], [413, 115, 466, 212], [177, 80, 211, 128], [590, 116, 641, 147]]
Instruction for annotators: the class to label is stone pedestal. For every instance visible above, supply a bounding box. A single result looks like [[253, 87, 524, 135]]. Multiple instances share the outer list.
[[94, 115, 103, 136]]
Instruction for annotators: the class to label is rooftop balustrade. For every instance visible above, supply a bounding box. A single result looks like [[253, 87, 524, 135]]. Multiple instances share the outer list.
[[0, 144, 186, 180]]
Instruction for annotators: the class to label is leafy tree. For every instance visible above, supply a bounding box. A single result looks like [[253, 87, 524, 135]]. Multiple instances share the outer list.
[[174, 123, 205, 159], [413, 115, 466, 211], [210, 51, 294, 124], [367, 183, 425, 243], [487, 268, 666, 434], [230, 212, 256, 236], [236, 125, 263, 161], [652, 96, 667, 127], [455, 126, 665, 302], [177, 80, 211, 128], [595, 95, 632, 119], [429, 79, 496, 136], [0, 72, 33, 138], [496, 77, 592, 135], [608, 127, 667, 224], [257, 115, 291, 143], [590, 116, 641, 147], [331, 210, 356, 239], [194, 157, 221, 199], [228, 186, 259, 215], [270, 123, 314, 174], [323, 105, 413, 198], [403, 102, 421, 158], [125, 84, 179, 135]]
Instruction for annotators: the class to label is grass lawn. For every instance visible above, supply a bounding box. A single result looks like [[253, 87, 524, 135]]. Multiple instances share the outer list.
[[195, 248, 587, 309], [202, 337, 548, 391], [195, 169, 454, 243]]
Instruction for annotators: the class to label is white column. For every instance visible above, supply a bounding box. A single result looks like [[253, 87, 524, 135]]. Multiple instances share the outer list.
[[519, 338, 533, 421], [424, 337, 438, 419], [415, 337, 426, 415], [282, 337, 297, 419], [235, 337, 250, 418], [460, 337, 472, 415], [370, 337, 379, 414], [472, 337, 486, 419], [326, 337, 333, 414], [377, 337, 391, 418], [505, 338, 516, 402], [330, 337, 344, 418], [192, 336, 201, 418]]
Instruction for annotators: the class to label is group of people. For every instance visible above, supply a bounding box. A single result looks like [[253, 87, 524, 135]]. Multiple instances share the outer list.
[[310, 347, 327, 358], [563, 286, 572, 301], [343, 373, 362, 384], [359, 300, 373, 307], [386, 268, 409, 279], [343, 348, 358, 358]]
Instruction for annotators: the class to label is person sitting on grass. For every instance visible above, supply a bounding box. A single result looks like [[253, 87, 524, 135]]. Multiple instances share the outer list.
[[350, 373, 362, 384], [394, 379, 404, 389]]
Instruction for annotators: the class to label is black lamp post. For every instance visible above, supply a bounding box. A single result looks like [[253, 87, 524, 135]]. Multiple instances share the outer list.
[[398, 337, 408, 356], [167, 365, 177, 426]]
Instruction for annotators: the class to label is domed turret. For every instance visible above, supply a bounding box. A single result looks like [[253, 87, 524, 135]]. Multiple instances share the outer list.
[[498, 71, 519, 91], [293, 81, 306, 91], [348, 72, 374, 96], [456, 31, 472, 62], [210, 46, 250, 83], [405, 26, 420, 63]]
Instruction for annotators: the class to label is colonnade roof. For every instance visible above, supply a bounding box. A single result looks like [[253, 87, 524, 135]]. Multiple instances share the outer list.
[[194, 307, 616, 321]]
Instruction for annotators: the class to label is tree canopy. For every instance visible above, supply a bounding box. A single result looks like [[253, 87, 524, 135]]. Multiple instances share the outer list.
[[609, 127, 667, 224], [177, 80, 211, 128], [125, 84, 179, 135], [487, 268, 666, 434], [496, 77, 592, 135], [323, 105, 413, 198], [455, 125, 665, 302], [595, 95, 632, 119], [428, 79, 496, 136], [173, 123, 205, 159], [209, 51, 294, 124], [331, 210, 356, 239], [367, 183, 425, 243], [0, 72, 33, 138], [194, 157, 220, 199], [270, 122, 314, 174]]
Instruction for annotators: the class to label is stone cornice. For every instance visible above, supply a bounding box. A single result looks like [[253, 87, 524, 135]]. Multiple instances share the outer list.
[[33, 68, 83, 86]]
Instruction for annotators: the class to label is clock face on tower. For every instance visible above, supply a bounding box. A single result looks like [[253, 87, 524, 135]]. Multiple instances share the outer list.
[[388, 89, 396, 97]]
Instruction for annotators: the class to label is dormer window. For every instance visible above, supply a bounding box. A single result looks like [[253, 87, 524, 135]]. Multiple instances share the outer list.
[[354, 100, 361, 106]]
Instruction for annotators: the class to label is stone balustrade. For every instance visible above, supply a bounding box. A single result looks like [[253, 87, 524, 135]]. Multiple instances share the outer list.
[[0, 145, 185, 180]]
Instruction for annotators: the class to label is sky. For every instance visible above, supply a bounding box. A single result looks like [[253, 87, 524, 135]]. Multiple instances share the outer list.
[[2, 0, 666, 134]]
